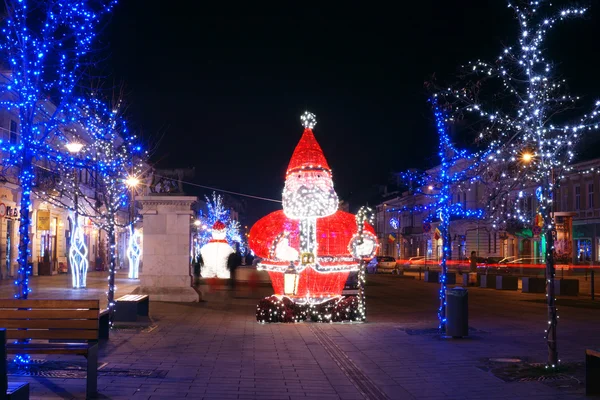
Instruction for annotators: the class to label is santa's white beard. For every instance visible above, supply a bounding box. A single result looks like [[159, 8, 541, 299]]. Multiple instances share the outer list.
[[283, 185, 338, 219]]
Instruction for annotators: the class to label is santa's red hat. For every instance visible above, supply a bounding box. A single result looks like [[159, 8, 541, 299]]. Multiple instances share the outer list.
[[212, 221, 226, 231], [286, 112, 331, 176]]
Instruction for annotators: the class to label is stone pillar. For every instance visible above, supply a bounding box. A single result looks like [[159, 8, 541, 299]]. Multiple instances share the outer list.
[[132, 196, 200, 302]]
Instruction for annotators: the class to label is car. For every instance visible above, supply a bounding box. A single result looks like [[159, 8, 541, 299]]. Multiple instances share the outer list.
[[403, 256, 425, 266], [342, 271, 360, 296], [479, 257, 542, 274], [366, 256, 398, 273], [404, 256, 438, 268]]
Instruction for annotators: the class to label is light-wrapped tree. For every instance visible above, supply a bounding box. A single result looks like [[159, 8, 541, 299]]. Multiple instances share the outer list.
[[435, 1, 600, 366], [0, 0, 116, 298]]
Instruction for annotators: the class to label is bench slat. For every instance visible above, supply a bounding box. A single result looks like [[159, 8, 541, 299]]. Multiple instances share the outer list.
[[0, 310, 99, 319], [7, 346, 90, 355], [0, 319, 98, 329], [0, 299, 99, 309], [6, 329, 98, 340], [116, 295, 147, 302], [7, 342, 90, 349], [586, 349, 600, 358]]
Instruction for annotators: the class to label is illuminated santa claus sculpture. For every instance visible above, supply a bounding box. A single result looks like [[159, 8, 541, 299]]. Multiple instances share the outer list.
[[200, 221, 234, 279], [249, 112, 378, 305]]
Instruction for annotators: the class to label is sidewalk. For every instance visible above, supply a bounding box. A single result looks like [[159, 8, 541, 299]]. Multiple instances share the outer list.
[[5, 273, 599, 399], [0, 270, 140, 307]]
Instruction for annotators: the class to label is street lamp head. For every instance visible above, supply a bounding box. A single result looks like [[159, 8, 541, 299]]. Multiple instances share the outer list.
[[65, 142, 84, 154], [521, 152, 534, 163], [125, 176, 140, 188]]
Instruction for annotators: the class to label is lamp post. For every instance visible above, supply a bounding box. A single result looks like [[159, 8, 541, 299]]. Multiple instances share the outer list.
[[125, 176, 141, 279], [65, 141, 87, 288], [193, 219, 201, 260]]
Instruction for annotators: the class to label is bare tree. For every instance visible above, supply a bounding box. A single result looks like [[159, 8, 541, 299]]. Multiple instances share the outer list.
[[436, 1, 600, 366], [39, 94, 145, 323], [0, 0, 116, 297]]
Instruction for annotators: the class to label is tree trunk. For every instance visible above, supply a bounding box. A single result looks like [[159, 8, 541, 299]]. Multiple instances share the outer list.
[[107, 222, 117, 325], [438, 201, 451, 333], [16, 151, 34, 299], [544, 176, 558, 367]]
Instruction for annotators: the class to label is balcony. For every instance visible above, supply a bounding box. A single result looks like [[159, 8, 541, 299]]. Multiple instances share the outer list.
[[33, 165, 60, 192]]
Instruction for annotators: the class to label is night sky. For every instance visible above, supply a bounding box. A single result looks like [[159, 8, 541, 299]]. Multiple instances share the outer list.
[[107, 0, 600, 223]]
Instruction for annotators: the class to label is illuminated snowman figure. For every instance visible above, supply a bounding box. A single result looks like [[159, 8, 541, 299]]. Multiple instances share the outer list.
[[200, 221, 234, 279]]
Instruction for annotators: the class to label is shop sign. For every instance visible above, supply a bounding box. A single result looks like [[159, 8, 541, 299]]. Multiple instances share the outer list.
[[37, 210, 51, 230], [5, 206, 19, 219]]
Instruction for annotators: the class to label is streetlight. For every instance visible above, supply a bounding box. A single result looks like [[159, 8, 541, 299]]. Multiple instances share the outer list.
[[194, 220, 201, 227], [521, 152, 534, 163], [125, 175, 141, 279], [65, 142, 84, 154], [125, 176, 140, 188], [66, 141, 88, 288]]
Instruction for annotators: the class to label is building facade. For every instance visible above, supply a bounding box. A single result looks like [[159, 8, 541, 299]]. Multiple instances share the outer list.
[[555, 159, 600, 265], [376, 160, 600, 265], [0, 106, 144, 281]]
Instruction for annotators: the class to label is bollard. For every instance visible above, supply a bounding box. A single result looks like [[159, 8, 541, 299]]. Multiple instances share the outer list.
[[592, 270, 595, 301], [419, 267, 422, 281]]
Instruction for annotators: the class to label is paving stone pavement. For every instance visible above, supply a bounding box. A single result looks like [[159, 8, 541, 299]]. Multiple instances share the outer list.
[[4, 272, 599, 399]]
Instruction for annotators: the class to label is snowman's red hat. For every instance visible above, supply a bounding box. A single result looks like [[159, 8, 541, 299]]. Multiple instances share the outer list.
[[212, 221, 226, 231]]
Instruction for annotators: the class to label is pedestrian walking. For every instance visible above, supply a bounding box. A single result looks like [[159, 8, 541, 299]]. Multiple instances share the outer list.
[[469, 251, 477, 273], [227, 252, 238, 291]]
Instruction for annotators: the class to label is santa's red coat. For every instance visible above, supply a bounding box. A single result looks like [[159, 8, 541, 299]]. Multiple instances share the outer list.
[[249, 210, 376, 298]]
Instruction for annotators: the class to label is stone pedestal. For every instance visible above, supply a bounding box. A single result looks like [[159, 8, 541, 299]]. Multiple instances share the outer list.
[[132, 196, 200, 302]]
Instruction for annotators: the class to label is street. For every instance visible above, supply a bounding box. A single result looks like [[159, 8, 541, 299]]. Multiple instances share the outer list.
[[5, 271, 600, 399]]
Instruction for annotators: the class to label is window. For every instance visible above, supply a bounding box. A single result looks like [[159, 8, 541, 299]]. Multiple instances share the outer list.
[[9, 120, 18, 144], [575, 186, 581, 210], [588, 183, 594, 209]]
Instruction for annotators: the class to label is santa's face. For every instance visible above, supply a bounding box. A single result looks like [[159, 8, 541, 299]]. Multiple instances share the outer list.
[[283, 170, 338, 219], [212, 229, 227, 240]]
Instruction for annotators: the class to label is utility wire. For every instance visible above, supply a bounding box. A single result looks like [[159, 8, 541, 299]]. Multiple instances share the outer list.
[[15, 164, 283, 204], [152, 174, 282, 203]]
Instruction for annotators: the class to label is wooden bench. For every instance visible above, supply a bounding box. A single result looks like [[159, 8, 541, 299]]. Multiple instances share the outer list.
[[99, 309, 109, 340], [114, 294, 149, 322], [2, 329, 30, 400], [586, 349, 600, 396], [0, 300, 100, 398]]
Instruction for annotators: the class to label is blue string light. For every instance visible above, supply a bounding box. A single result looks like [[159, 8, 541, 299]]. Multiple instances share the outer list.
[[394, 97, 492, 333], [433, 0, 599, 366], [0, 0, 117, 303], [196, 192, 245, 253]]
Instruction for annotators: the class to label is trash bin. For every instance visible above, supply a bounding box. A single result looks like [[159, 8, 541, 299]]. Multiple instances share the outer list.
[[446, 287, 468, 337]]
